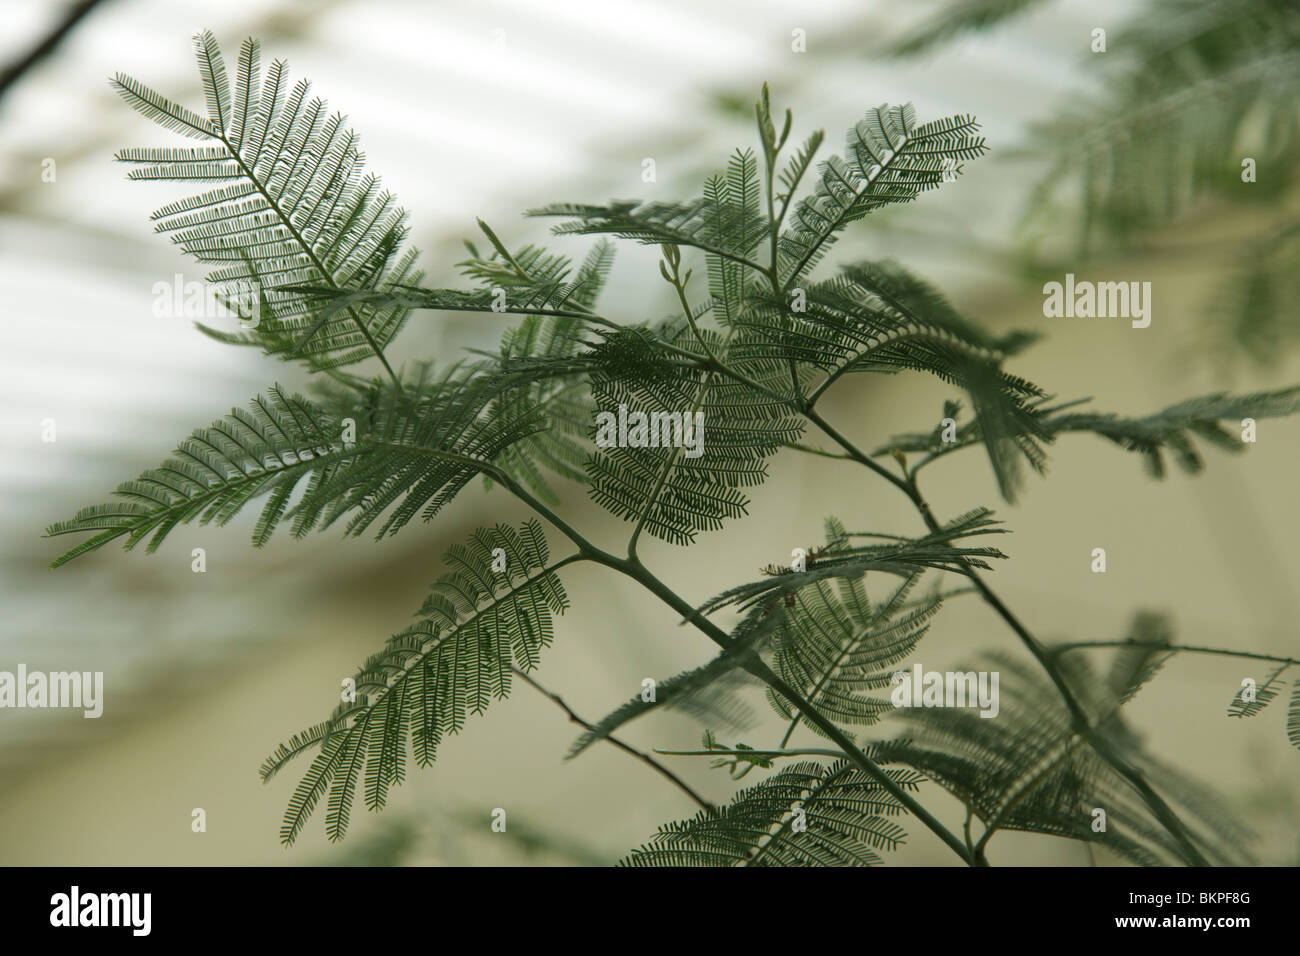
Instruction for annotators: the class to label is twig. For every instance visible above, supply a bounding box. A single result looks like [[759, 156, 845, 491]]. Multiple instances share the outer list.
[[512, 667, 715, 813]]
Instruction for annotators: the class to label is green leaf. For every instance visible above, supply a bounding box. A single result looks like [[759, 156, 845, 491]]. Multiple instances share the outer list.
[[566, 609, 779, 759], [887, 0, 1048, 56], [884, 652, 1253, 866], [1227, 662, 1289, 719], [874, 386, 1300, 488], [112, 33, 422, 372], [735, 259, 1043, 499], [1105, 612, 1174, 706], [46, 365, 552, 565], [779, 106, 988, 284], [529, 151, 770, 270], [698, 508, 1009, 618], [1287, 681, 1300, 750], [704, 149, 762, 327], [621, 758, 917, 866], [263, 521, 569, 843], [583, 326, 804, 546], [767, 570, 943, 739], [45, 386, 343, 566]]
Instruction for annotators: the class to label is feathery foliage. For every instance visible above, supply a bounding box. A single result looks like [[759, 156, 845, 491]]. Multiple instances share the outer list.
[[45, 386, 340, 566], [734, 261, 1045, 498], [697, 508, 1008, 619], [891, 0, 1300, 364], [778, 106, 987, 285], [875, 387, 1300, 479], [883, 651, 1253, 865], [529, 151, 769, 276], [1226, 659, 1300, 750], [764, 523, 946, 740], [289, 221, 617, 504], [583, 324, 805, 545], [45, 364, 552, 566], [565, 609, 780, 759], [261, 520, 568, 842], [621, 758, 918, 866], [52, 31, 1300, 866], [489, 312, 599, 504], [887, 0, 1046, 55], [112, 32, 421, 374]]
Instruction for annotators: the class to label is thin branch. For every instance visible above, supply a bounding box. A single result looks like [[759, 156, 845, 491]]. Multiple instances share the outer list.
[[482, 460, 978, 864], [513, 666, 715, 813], [775, 396, 1214, 866], [619, 553, 979, 865], [803, 407, 914, 496], [0, 0, 109, 100], [785, 441, 854, 461], [656, 746, 845, 759], [901, 466, 1212, 867], [1051, 640, 1300, 668]]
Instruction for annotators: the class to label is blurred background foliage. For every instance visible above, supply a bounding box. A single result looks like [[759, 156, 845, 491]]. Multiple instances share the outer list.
[[889, 0, 1300, 366]]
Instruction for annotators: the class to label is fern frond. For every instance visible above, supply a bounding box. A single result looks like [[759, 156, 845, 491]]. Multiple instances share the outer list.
[[703, 149, 763, 326], [1019, 3, 1300, 255], [1043, 388, 1300, 479], [529, 186, 770, 272], [1223, 659, 1300, 751], [777, 129, 826, 214], [735, 259, 1044, 498], [487, 313, 598, 504], [110, 71, 217, 139], [283, 365, 550, 541], [1208, 221, 1300, 366], [699, 508, 1009, 618], [1288, 681, 1300, 749], [457, 221, 618, 313], [289, 228, 618, 333], [621, 758, 918, 866], [883, 652, 1253, 866], [112, 32, 422, 373], [778, 106, 988, 285], [363, 233, 616, 504], [876, 386, 1300, 485], [263, 521, 570, 843], [46, 365, 552, 565], [1104, 612, 1174, 706], [767, 572, 943, 739], [45, 386, 343, 566], [1227, 662, 1289, 719], [583, 326, 805, 546], [887, 0, 1048, 56]]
